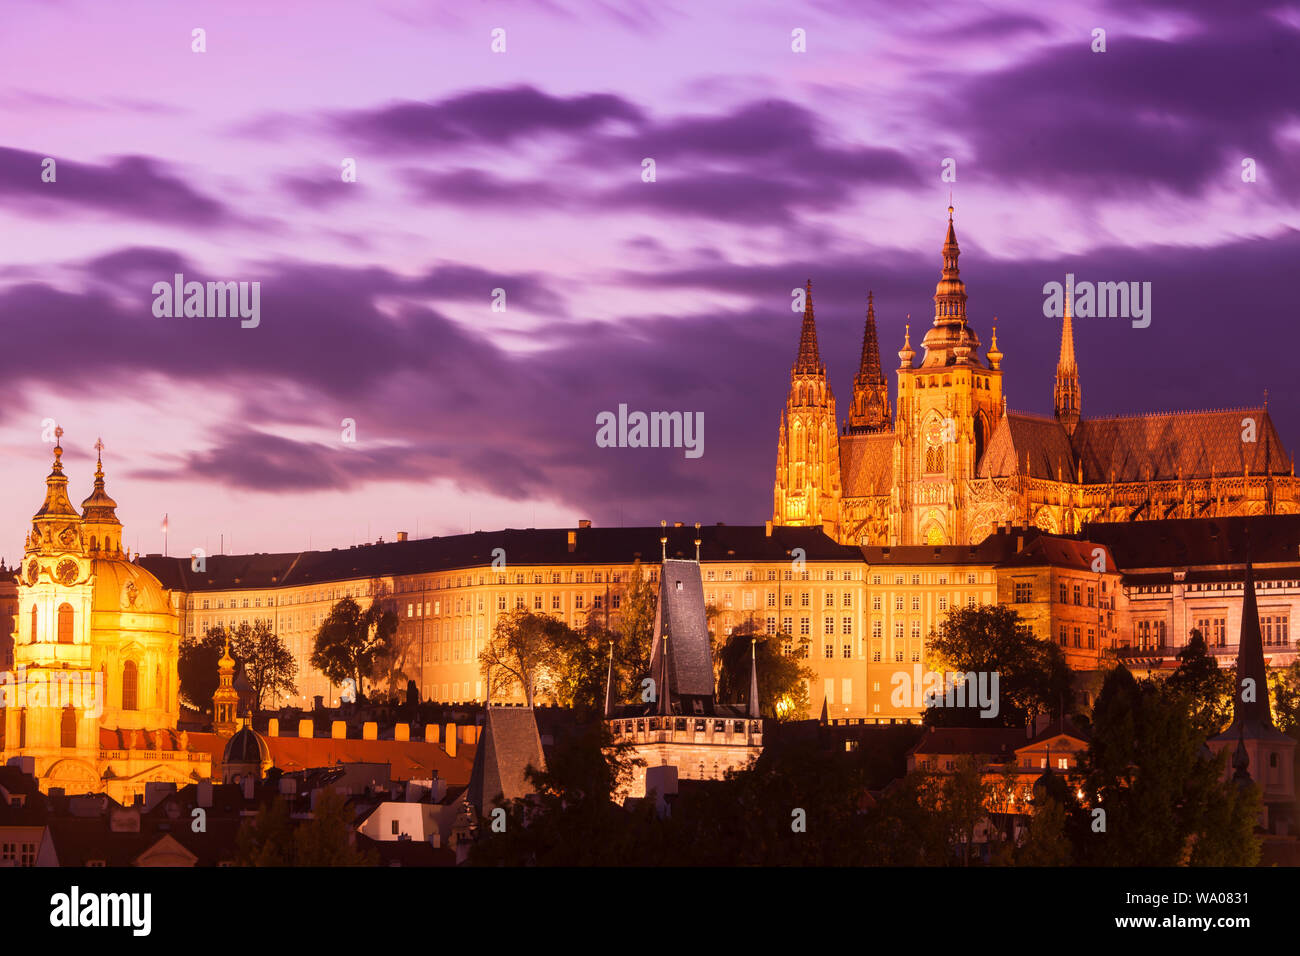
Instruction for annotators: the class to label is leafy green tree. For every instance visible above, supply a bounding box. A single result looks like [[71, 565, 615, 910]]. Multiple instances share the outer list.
[[715, 619, 812, 720], [1165, 629, 1232, 737], [294, 788, 377, 865], [1268, 661, 1300, 734], [1080, 664, 1260, 866], [612, 559, 657, 684], [479, 608, 564, 706], [178, 629, 228, 710], [926, 604, 1073, 727], [207, 621, 298, 711], [235, 795, 294, 866], [310, 596, 396, 701]]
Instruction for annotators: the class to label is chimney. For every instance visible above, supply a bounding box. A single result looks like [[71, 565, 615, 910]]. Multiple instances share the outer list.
[[567, 531, 577, 553], [241, 775, 254, 800], [765, 520, 772, 537], [197, 780, 213, 808], [578, 519, 591, 529], [1015, 535, 1024, 551], [397, 531, 409, 542]]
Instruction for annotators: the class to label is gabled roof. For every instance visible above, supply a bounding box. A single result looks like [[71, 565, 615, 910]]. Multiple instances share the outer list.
[[466, 706, 546, 815], [977, 412, 1075, 480], [907, 727, 1025, 760], [651, 560, 715, 699], [999, 535, 1115, 572], [1072, 408, 1289, 482], [841, 432, 894, 497]]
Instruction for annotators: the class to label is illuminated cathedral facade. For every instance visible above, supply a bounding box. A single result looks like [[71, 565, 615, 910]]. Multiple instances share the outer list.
[[773, 207, 1299, 546], [0, 432, 210, 800]]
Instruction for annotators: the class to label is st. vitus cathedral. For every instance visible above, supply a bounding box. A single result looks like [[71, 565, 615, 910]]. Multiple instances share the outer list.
[[773, 207, 1298, 546]]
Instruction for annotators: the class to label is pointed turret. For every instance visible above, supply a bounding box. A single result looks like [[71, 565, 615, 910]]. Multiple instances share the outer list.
[[898, 323, 914, 369], [919, 206, 981, 367], [1232, 554, 1271, 729], [1054, 289, 1082, 434], [846, 291, 892, 434], [794, 279, 822, 375], [80, 437, 122, 555], [986, 321, 1003, 370], [28, 426, 83, 557], [213, 637, 240, 736]]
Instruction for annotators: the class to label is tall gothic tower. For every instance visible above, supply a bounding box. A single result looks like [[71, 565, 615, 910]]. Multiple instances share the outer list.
[[773, 280, 843, 539], [845, 291, 891, 434], [891, 207, 1004, 545], [1053, 290, 1082, 435]]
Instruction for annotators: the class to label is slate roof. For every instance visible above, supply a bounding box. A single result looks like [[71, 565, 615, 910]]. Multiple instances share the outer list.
[[999, 535, 1115, 572], [466, 706, 546, 815], [975, 407, 1292, 483], [841, 432, 895, 497], [138, 525, 861, 592], [907, 727, 1026, 760], [651, 560, 715, 699], [860, 530, 1031, 565], [1072, 408, 1289, 482], [978, 412, 1077, 480]]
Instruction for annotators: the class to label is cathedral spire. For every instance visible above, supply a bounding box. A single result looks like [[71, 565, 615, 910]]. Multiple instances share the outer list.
[[1232, 547, 1273, 729], [919, 206, 979, 367], [747, 638, 761, 719], [794, 279, 822, 375], [29, 427, 83, 556], [847, 290, 892, 433], [1054, 288, 1082, 434]]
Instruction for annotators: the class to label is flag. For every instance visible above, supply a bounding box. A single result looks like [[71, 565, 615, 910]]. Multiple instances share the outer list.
[[161, 513, 168, 533]]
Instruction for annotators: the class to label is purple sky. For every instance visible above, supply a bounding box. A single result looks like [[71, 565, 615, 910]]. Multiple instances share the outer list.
[[2, 0, 1298, 559]]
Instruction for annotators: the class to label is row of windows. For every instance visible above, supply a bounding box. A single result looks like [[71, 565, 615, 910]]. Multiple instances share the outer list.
[[1058, 581, 1098, 607], [764, 616, 856, 636], [1059, 625, 1098, 650], [870, 572, 982, 586]]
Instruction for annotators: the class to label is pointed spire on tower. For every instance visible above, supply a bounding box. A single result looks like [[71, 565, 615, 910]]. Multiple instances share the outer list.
[[847, 290, 892, 433], [794, 279, 823, 375], [747, 638, 761, 719], [898, 321, 915, 369], [1232, 541, 1273, 729], [657, 632, 672, 716], [1054, 286, 1082, 434], [987, 319, 1003, 370]]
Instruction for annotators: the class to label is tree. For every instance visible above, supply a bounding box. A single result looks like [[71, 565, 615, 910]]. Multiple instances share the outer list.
[[547, 615, 615, 716], [715, 619, 812, 720], [208, 621, 298, 711], [612, 559, 657, 685], [235, 790, 375, 866], [1268, 661, 1300, 734], [310, 596, 396, 701], [178, 629, 228, 710], [479, 608, 564, 706], [1080, 664, 1260, 866], [926, 604, 1074, 727], [1165, 629, 1232, 738]]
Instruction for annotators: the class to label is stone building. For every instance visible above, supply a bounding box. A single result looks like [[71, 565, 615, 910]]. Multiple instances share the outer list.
[[772, 207, 1298, 546]]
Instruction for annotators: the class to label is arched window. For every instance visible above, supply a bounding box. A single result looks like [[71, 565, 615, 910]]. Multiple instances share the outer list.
[[61, 706, 77, 748], [30, 605, 38, 643], [19, 709, 26, 749], [57, 603, 74, 644], [122, 661, 138, 711], [925, 444, 944, 473]]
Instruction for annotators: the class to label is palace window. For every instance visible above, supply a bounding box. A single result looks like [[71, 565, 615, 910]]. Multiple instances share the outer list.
[[911, 595, 920, 611], [766, 616, 777, 635], [800, 617, 810, 636], [1014, 583, 1032, 603], [824, 644, 834, 659], [767, 592, 776, 608], [801, 592, 810, 607], [61, 706, 76, 749], [552, 595, 561, 610], [1073, 584, 1082, 606], [825, 592, 834, 608], [872, 620, 882, 639], [57, 604, 73, 644], [1087, 586, 1096, 607], [1058, 584, 1067, 604], [872, 595, 881, 611], [895, 596, 904, 611], [824, 618, 834, 635], [938, 596, 948, 611], [843, 617, 853, 635], [843, 643, 852, 659], [783, 593, 793, 607]]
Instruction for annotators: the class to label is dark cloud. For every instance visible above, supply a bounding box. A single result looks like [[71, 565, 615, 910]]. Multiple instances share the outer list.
[[404, 168, 567, 208], [0, 148, 231, 225], [334, 85, 645, 150], [946, 20, 1300, 196]]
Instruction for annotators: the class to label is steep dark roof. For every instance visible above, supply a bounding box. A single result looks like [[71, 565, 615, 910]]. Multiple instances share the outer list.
[[138, 525, 860, 592], [841, 432, 894, 497], [1072, 408, 1290, 482], [861, 530, 1032, 565], [651, 560, 715, 699], [978, 412, 1076, 480], [466, 706, 546, 815], [907, 727, 1025, 760], [999, 535, 1115, 572]]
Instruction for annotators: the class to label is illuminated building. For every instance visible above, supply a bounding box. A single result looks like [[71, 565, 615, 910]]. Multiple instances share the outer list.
[[0, 435, 210, 801], [773, 207, 1298, 546]]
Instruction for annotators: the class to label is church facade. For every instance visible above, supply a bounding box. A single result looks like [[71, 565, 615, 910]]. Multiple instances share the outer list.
[[773, 208, 1299, 546], [0, 434, 210, 801]]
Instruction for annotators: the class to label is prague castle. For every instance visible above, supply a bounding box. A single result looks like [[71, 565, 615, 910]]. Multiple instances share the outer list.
[[773, 207, 1299, 546]]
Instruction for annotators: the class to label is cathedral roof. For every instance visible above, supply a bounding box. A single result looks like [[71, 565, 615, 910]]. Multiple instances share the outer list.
[[840, 432, 894, 497], [1071, 407, 1288, 483], [977, 412, 1076, 480]]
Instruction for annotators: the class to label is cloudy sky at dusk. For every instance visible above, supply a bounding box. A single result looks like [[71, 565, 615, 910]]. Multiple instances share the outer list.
[[1, 0, 1297, 559]]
